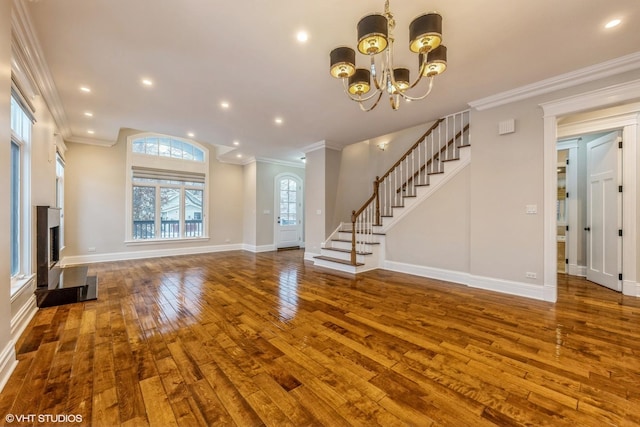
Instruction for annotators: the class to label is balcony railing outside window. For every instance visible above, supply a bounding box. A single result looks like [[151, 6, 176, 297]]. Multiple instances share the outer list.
[[133, 219, 203, 239]]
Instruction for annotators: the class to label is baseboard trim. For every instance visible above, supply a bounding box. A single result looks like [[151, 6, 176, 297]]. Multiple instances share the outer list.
[[243, 244, 276, 253], [304, 251, 320, 262], [0, 340, 17, 393], [567, 264, 587, 277], [62, 243, 244, 265], [384, 260, 547, 301], [468, 274, 546, 301], [384, 260, 469, 286], [623, 280, 640, 297], [11, 295, 37, 342]]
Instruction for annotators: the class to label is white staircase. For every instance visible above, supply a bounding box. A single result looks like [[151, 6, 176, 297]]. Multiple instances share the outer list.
[[313, 110, 470, 274]]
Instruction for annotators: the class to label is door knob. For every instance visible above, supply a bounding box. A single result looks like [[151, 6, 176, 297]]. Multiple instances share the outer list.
[[584, 227, 591, 231]]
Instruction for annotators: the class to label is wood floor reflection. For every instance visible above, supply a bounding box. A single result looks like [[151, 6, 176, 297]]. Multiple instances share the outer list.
[[1, 250, 639, 426]]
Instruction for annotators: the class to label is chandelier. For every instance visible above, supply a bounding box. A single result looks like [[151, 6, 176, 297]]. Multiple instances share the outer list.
[[329, 0, 447, 112]]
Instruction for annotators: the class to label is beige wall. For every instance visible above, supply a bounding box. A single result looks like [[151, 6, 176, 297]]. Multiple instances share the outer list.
[[242, 161, 257, 247], [255, 162, 304, 247], [0, 0, 13, 373], [64, 128, 244, 258], [304, 148, 326, 256], [333, 122, 435, 224], [386, 166, 470, 272]]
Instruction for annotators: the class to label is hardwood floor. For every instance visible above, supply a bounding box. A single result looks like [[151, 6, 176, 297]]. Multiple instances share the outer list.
[[2, 250, 640, 426]]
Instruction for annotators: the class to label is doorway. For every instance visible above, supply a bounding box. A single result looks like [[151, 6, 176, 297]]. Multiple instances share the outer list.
[[274, 174, 303, 249], [557, 129, 624, 292]]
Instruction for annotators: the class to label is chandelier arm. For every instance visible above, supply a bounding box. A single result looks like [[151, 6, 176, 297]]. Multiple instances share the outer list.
[[369, 54, 386, 92], [341, 78, 383, 103], [407, 58, 429, 89], [358, 90, 384, 112], [399, 76, 435, 101]]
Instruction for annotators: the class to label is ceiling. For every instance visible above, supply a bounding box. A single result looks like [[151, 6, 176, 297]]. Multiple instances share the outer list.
[[23, 0, 640, 165]]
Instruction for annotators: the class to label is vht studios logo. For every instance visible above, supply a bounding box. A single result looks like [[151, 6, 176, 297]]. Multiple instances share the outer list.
[[5, 413, 83, 423]]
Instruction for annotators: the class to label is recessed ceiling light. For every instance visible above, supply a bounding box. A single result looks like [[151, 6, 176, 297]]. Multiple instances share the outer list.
[[233, 140, 240, 146], [275, 117, 283, 125], [84, 112, 93, 117], [236, 154, 243, 158], [605, 19, 621, 29], [87, 130, 95, 134], [142, 78, 153, 87], [296, 31, 309, 43], [80, 86, 91, 93], [187, 132, 195, 138], [220, 101, 230, 109]]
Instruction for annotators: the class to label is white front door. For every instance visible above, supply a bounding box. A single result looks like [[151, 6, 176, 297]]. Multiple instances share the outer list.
[[275, 175, 302, 249], [586, 132, 621, 291]]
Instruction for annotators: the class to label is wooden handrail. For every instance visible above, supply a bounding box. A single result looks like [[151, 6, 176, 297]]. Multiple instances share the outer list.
[[396, 124, 470, 194], [377, 118, 444, 184], [347, 113, 468, 266]]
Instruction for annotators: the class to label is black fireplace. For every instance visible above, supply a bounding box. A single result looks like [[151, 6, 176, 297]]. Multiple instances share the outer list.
[[35, 205, 97, 307]]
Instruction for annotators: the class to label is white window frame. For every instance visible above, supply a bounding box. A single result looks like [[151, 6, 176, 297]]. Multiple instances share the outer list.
[[10, 91, 34, 295], [125, 132, 209, 244]]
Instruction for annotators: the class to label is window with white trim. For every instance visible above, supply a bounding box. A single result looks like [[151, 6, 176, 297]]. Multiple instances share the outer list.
[[126, 134, 208, 242], [10, 91, 34, 284]]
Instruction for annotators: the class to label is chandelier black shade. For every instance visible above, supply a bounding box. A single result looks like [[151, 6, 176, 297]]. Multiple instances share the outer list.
[[357, 14, 389, 55], [330, 47, 356, 79], [329, 0, 448, 111]]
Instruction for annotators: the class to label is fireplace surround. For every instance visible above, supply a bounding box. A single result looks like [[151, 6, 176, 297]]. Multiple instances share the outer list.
[[35, 205, 97, 307]]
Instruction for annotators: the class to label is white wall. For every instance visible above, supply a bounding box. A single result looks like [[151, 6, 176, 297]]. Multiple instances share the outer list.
[[242, 161, 257, 248]]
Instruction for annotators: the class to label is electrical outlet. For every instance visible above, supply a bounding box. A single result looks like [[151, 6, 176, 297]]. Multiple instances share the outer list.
[[525, 272, 536, 279], [88, 247, 96, 253]]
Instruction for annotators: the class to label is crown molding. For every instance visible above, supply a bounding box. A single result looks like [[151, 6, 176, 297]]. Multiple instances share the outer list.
[[302, 140, 343, 154], [469, 51, 640, 111], [65, 135, 116, 147], [255, 157, 306, 169], [11, 0, 72, 139]]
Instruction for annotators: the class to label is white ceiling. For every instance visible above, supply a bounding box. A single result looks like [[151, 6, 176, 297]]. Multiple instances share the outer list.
[[24, 0, 640, 164]]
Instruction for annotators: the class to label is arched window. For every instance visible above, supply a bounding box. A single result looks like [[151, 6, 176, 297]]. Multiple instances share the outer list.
[[126, 133, 209, 242]]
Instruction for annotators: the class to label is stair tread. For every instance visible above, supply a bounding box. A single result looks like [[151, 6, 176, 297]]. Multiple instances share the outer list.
[[331, 238, 381, 245], [339, 230, 386, 236], [314, 256, 365, 267], [323, 247, 373, 255]]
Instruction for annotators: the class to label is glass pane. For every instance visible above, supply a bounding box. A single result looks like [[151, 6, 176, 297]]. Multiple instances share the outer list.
[[280, 179, 289, 191], [160, 187, 181, 238], [280, 190, 289, 204], [170, 140, 183, 159], [10, 141, 20, 276], [132, 140, 145, 153], [289, 179, 297, 191], [132, 186, 155, 239], [289, 203, 296, 215], [193, 148, 204, 162], [145, 137, 159, 155], [185, 189, 203, 237], [288, 190, 297, 203], [280, 202, 288, 215], [182, 143, 194, 160], [159, 138, 171, 157]]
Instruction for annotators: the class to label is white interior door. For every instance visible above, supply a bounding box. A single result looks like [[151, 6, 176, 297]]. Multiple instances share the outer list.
[[275, 175, 302, 249], [586, 132, 621, 291]]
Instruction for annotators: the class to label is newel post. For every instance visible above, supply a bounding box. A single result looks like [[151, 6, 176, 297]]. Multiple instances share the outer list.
[[350, 210, 357, 266], [374, 176, 380, 226]]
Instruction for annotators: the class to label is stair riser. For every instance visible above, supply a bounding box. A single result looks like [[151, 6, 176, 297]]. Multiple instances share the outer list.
[[319, 248, 366, 263], [329, 240, 376, 252], [336, 231, 381, 243]]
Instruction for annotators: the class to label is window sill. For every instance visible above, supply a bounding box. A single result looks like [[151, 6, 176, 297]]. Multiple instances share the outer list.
[[10, 274, 35, 301], [124, 236, 210, 246]]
